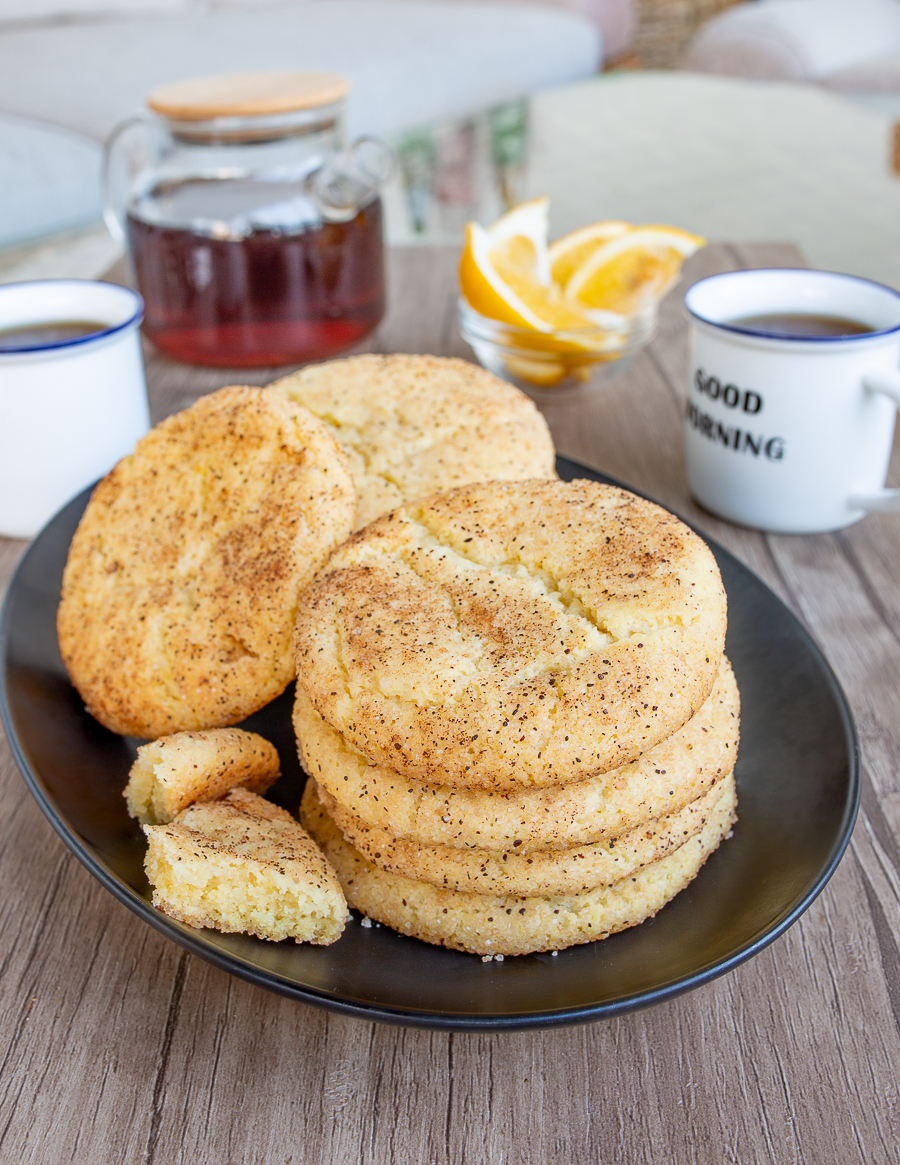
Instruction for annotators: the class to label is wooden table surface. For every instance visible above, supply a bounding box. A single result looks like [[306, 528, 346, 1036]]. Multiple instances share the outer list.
[[2, 242, 899, 1164]]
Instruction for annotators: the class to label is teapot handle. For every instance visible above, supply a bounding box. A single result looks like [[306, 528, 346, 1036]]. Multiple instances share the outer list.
[[308, 136, 395, 222], [102, 115, 152, 244]]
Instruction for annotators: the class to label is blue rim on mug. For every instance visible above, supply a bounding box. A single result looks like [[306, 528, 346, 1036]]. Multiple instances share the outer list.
[[0, 280, 145, 355], [685, 269, 900, 344]]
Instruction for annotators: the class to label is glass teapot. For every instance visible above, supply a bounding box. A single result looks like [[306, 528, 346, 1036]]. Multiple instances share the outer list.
[[104, 71, 393, 367]]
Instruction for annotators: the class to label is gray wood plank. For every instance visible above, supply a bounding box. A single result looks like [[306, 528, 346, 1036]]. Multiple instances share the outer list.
[[0, 242, 897, 1164]]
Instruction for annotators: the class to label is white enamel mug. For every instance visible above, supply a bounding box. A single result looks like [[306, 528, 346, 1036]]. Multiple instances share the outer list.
[[0, 280, 150, 538], [684, 269, 900, 534]]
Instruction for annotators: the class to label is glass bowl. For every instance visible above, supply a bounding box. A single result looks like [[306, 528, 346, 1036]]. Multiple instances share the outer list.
[[458, 296, 657, 400]]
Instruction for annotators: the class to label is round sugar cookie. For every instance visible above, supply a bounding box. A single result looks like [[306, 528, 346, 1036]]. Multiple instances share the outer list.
[[59, 385, 355, 738], [270, 354, 556, 530], [295, 656, 739, 852], [315, 772, 734, 897], [300, 778, 738, 956], [294, 479, 728, 789]]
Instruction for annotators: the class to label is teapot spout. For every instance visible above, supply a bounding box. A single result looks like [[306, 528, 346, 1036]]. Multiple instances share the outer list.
[[308, 136, 395, 222]]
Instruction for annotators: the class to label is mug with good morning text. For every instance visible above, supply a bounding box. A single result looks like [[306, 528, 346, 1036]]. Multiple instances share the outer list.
[[0, 280, 150, 538], [684, 269, 900, 533]]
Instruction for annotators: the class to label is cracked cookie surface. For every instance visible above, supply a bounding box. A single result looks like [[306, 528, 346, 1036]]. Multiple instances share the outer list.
[[270, 354, 555, 530], [294, 480, 727, 789], [58, 385, 355, 738], [294, 657, 739, 850]]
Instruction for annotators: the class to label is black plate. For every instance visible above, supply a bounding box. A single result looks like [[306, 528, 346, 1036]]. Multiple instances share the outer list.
[[0, 458, 860, 1030]]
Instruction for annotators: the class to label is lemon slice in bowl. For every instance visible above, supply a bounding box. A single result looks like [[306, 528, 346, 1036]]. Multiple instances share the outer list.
[[485, 196, 552, 285], [564, 226, 705, 316], [459, 200, 595, 335], [548, 220, 633, 288], [502, 353, 570, 387]]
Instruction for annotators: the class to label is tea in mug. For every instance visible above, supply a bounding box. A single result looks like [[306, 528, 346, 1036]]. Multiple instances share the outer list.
[[728, 313, 875, 339], [0, 320, 109, 350]]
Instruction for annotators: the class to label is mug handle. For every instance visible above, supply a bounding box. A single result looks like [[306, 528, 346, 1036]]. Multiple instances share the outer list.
[[848, 371, 900, 513]]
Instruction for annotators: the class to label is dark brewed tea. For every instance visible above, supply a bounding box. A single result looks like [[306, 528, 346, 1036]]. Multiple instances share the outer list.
[[127, 177, 385, 367], [729, 312, 875, 338], [0, 320, 108, 350]]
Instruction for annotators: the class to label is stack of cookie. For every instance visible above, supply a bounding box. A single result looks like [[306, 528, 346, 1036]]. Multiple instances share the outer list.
[[56, 357, 561, 950], [296, 478, 738, 957]]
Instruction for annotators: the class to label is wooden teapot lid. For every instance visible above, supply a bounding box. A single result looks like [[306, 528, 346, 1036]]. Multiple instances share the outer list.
[[147, 71, 350, 120]]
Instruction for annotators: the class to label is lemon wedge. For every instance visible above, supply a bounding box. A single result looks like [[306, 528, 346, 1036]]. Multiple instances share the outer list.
[[564, 226, 705, 316], [485, 196, 552, 285], [459, 200, 595, 333], [548, 220, 632, 288]]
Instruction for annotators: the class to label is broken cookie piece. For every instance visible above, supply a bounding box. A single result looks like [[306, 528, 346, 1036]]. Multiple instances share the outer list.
[[143, 788, 348, 944], [125, 727, 281, 825]]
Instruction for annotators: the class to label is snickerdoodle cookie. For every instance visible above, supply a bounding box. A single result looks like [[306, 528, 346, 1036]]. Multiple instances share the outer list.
[[270, 354, 555, 529], [294, 479, 727, 789], [58, 385, 355, 738]]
